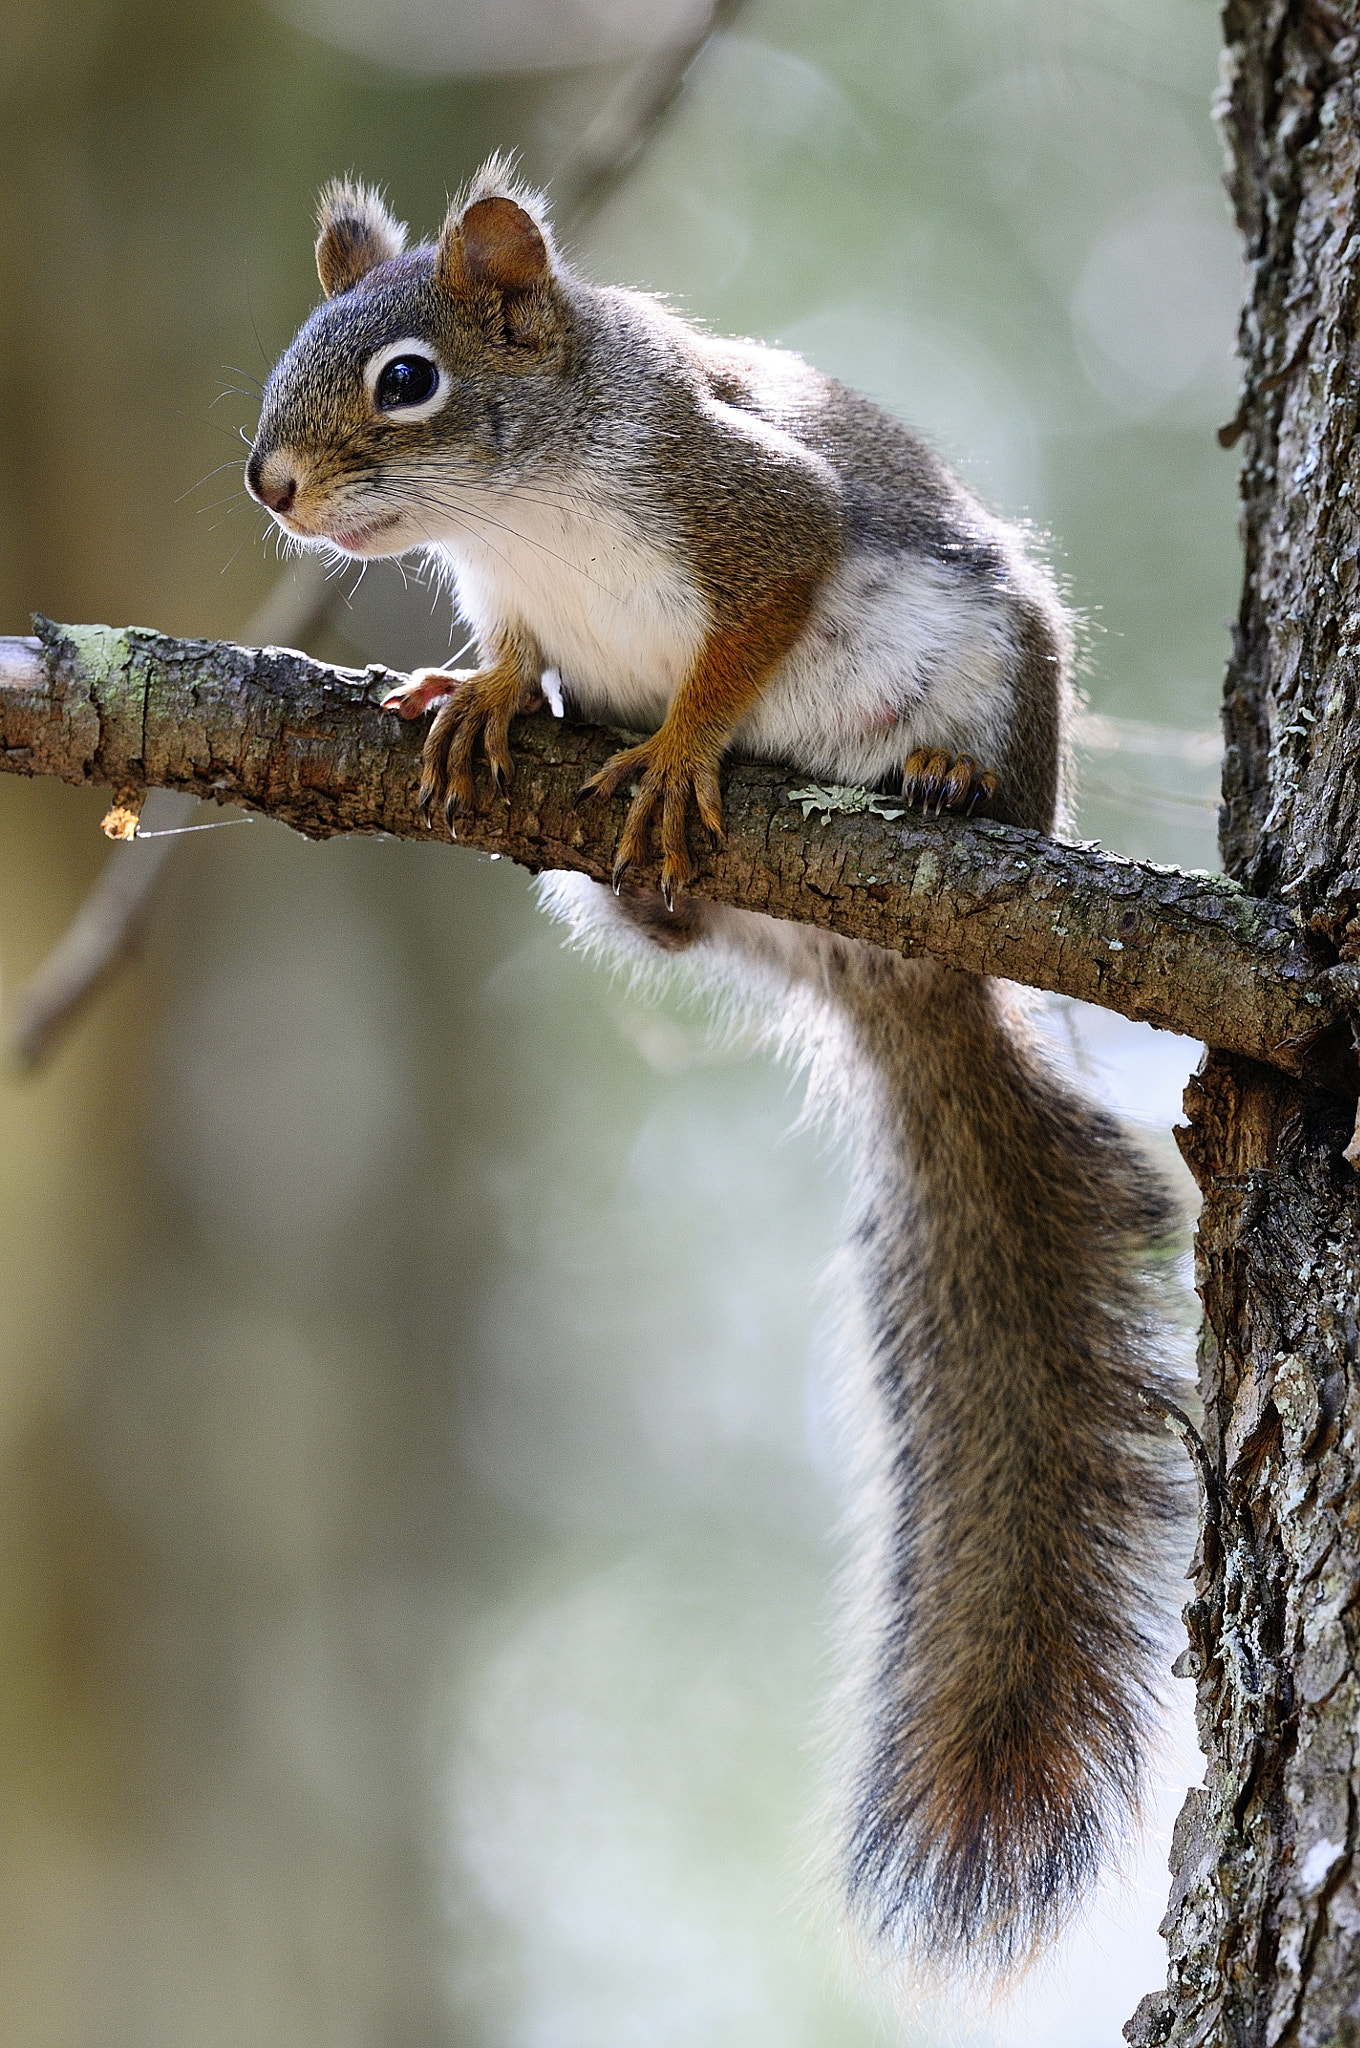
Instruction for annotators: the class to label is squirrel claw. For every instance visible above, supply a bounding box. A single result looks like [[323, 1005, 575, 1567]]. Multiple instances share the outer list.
[[584, 733, 715, 904], [415, 662, 528, 831], [902, 748, 1001, 817], [611, 836, 637, 894]]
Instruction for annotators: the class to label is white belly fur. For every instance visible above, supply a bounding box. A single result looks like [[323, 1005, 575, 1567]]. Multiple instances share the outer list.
[[433, 484, 709, 729], [735, 550, 1019, 787], [436, 490, 1017, 785]]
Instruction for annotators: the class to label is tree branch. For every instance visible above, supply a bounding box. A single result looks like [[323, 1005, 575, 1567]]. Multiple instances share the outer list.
[[0, 617, 1344, 1081], [5, 560, 338, 1070]]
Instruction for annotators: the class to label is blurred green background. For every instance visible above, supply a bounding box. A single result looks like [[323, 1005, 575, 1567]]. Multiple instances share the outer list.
[[0, 1, 1233, 2041]]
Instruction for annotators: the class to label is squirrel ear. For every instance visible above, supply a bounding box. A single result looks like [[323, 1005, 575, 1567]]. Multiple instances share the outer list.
[[436, 195, 550, 299], [315, 180, 407, 298]]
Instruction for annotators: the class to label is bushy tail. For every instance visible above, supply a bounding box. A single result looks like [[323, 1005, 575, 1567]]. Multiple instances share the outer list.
[[538, 878, 1186, 1976], [820, 947, 1184, 1974]]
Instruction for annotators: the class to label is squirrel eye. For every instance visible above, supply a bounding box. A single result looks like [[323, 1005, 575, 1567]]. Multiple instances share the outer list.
[[375, 354, 439, 410]]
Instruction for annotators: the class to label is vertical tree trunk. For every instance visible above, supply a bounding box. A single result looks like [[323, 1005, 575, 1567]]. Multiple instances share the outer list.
[[1128, 6, 1360, 2042]]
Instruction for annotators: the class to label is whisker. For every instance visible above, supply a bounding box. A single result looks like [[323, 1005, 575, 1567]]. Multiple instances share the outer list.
[[376, 484, 626, 602], [196, 491, 253, 517], [219, 520, 265, 576], [207, 505, 255, 533], [321, 457, 605, 521], [178, 460, 251, 503], [243, 269, 273, 373], [195, 421, 258, 447], [402, 506, 520, 583]]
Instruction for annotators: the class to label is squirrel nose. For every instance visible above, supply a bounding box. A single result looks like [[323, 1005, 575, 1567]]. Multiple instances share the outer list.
[[246, 448, 298, 516], [262, 473, 297, 516]]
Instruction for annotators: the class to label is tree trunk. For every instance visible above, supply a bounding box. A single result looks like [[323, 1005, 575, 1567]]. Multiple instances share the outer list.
[[1127, 6, 1360, 2042]]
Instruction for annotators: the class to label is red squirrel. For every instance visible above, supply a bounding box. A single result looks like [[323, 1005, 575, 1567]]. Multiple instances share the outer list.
[[246, 157, 1183, 1975]]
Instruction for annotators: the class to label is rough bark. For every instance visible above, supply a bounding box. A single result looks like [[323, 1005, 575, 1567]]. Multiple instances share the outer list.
[[1126, 6, 1360, 2044], [0, 618, 1347, 1081], [5, 558, 338, 1071]]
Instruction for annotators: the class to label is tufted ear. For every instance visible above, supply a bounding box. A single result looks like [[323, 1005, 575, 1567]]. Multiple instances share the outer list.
[[435, 194, 551, 301], [315, 179, 407, 298]]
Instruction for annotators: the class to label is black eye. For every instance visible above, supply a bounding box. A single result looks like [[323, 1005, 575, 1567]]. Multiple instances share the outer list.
[[375, 354, 439, 410]]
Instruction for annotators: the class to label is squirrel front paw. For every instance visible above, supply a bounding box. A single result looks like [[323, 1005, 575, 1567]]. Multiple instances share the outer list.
[[902, 748, 1000, 816], [579, 732, 723, 908], [406, 664, 529, 829]]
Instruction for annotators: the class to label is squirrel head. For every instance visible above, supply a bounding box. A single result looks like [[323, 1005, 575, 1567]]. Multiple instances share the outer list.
[[246, 155, 574, 556]]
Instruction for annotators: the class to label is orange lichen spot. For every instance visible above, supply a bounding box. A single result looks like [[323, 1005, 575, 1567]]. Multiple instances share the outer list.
[[100, 789, 144, 841]]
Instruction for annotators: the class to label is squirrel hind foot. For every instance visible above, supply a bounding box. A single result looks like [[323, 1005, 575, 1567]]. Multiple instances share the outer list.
[[902, 749, 1001, 817]]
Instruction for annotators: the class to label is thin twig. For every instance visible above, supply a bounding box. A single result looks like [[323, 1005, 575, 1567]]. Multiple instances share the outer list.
[[4, 557, 333, 1070], [548, 0, 749, 226], [1139, 1390, 1220, 1528]]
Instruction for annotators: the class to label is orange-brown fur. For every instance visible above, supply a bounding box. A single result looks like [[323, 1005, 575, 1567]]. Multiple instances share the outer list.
[[581, 572, 824, 897]]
